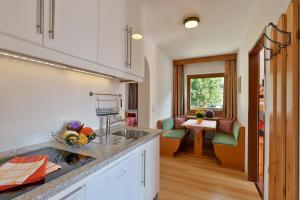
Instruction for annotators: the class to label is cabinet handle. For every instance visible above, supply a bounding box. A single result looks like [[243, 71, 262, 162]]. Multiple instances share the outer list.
[[129, 27, 132, 68], [125, 25, 129, 67], [116, 169, 127, 180], [37, 0, 44, 34], [141, 150, 146, 187], [49, 0, 55, 39], [61, 186, 83, 200]]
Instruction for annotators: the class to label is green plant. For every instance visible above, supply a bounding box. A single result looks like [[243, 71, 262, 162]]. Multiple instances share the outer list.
[[190, 77, 224, 109]]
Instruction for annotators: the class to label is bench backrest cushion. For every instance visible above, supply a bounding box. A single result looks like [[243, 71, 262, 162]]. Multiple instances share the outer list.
[[217, 119, 234, 134], [232, 121, 240, 141], [161, 117, 174, 130], [174, 116, 187, 129]]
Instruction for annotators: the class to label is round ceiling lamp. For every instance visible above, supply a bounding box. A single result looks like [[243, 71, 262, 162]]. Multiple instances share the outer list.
[[183, 17, 200, 29], [132, 33, 143, 40]]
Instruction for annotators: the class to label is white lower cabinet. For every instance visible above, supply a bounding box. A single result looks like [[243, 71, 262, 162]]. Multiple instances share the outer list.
[[54, 136, 160, 200], [86, 148, 141, 200], [141, 136, 160, 200]]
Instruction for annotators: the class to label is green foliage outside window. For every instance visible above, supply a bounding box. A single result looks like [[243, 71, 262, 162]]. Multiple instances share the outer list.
[[190, 77, 224, 109]]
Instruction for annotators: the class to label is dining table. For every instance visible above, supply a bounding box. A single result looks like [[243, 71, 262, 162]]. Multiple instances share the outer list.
[[181, 119, 217, 157]]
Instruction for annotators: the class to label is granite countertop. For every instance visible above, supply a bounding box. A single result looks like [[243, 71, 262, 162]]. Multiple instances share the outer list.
[[0, 128, 162, 200]]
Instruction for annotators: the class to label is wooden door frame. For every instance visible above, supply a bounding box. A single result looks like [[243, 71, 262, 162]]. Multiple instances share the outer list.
[[248, 35, 264, 183]]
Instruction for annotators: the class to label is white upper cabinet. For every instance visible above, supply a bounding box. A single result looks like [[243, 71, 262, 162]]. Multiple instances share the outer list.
[[0, 0, 43, 45], [126, 0, 145, 77], [43, 0, 98, 62], [98, 0, 145, 78], [0, 0, 144, 81], [98, 0, 127, 71]]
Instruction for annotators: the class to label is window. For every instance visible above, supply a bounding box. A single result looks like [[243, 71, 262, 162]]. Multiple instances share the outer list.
[[187, 73, 225, 114]]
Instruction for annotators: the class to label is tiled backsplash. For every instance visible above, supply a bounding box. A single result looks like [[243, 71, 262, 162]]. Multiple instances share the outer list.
[[0, 56, 125, 152]]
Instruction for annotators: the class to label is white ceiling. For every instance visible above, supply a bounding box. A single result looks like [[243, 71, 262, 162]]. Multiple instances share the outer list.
[[145, 0, 260, 59]]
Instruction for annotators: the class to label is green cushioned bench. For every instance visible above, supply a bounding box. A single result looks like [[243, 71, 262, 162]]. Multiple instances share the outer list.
[[213, 121, 245, 171], [162, 129, 186, 139], [157, 117, 187, 157], [212, 121, 241, 146]]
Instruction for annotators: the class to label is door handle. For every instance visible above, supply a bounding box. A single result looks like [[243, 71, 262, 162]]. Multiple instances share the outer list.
[[116, 169, 127, 180], [49, 0, 55, 39], [37, 0, 44, 34], [141, 150, 146, 187], [129, 27, 132, 68], [125, 25, 129, 67]]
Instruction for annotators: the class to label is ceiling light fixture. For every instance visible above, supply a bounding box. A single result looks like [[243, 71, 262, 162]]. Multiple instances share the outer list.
[[184, 17, 200, 29], [132, 33, 143, 40]]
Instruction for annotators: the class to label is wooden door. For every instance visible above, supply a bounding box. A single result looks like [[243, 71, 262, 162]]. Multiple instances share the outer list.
[[0, 0, 43, 44], [248, 50, 260, 182], [43, 0, 98, 62]]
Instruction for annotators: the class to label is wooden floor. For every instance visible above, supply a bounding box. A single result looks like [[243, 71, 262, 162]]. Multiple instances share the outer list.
[[160, 136, 261, 200]]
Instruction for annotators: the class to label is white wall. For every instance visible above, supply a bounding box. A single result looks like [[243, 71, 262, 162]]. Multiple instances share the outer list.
[[184, 61, 225, 112], [138, 60, 151, 128], [0, 56, 125, 152], [237, 0, 290, 198], [144, 37, 173, 128]]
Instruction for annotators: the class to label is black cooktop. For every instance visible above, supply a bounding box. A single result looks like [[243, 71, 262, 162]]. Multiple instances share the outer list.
[[0, 147, 96, 200]]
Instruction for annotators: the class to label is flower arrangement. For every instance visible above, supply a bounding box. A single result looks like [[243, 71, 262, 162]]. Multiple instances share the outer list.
[[195, 110, 205, 123], [196, 110, 205, 118]]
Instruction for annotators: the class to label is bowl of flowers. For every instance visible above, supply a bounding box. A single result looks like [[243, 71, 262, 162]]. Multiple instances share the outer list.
[[53, 120, 96, 147], [195, 110, 205, 123]]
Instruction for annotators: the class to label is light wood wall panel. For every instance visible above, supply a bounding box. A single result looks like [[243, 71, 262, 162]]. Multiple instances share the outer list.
[[275, 14, 287, 200], [268, 1, 299, 199], [268, 27, 277, 200], [285, 1, 299, 199]]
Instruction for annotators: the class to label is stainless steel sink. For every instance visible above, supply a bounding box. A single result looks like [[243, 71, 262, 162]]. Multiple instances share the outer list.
[[112, 129, 150, 140]]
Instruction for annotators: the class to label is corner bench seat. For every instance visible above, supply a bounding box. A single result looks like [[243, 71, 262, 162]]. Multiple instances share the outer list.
[[162, 129, 186, 139], [157, 117, 187, 157], [212, 133, 237, 146], [213, 121, 245, 171]]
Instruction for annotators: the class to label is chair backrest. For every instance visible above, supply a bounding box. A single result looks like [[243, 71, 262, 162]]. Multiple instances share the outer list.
[[157, 117, 174, 130], [232, 121, 240, 141]]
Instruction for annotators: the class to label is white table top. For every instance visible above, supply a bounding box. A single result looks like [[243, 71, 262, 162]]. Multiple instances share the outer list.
[[181, 119, 217, 132]]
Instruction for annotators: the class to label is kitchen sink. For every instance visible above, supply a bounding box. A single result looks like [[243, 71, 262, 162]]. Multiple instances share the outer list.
[[112, 129, 150, 140]]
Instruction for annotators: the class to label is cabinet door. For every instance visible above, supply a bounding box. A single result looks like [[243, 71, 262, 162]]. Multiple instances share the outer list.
[[0, 0, 43, 44], [44, 0, 98, 62], [98, 0, 127, 71], [142, 136, 160, 200], [127, 0, 145, 77], [86, 151, 141, 200]]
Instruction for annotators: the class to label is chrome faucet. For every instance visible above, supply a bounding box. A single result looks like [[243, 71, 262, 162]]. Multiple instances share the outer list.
[[105, 116, 125, 137]]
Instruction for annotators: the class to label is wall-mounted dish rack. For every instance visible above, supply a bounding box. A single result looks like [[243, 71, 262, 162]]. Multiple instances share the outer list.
[[89, 92, 122, 117]]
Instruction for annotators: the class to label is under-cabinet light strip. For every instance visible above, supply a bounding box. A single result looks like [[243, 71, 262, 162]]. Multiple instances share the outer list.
[[0, 50, 114, 79]]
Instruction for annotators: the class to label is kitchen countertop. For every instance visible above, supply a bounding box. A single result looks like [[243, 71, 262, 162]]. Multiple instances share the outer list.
[[0, 128, 162, 200]]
